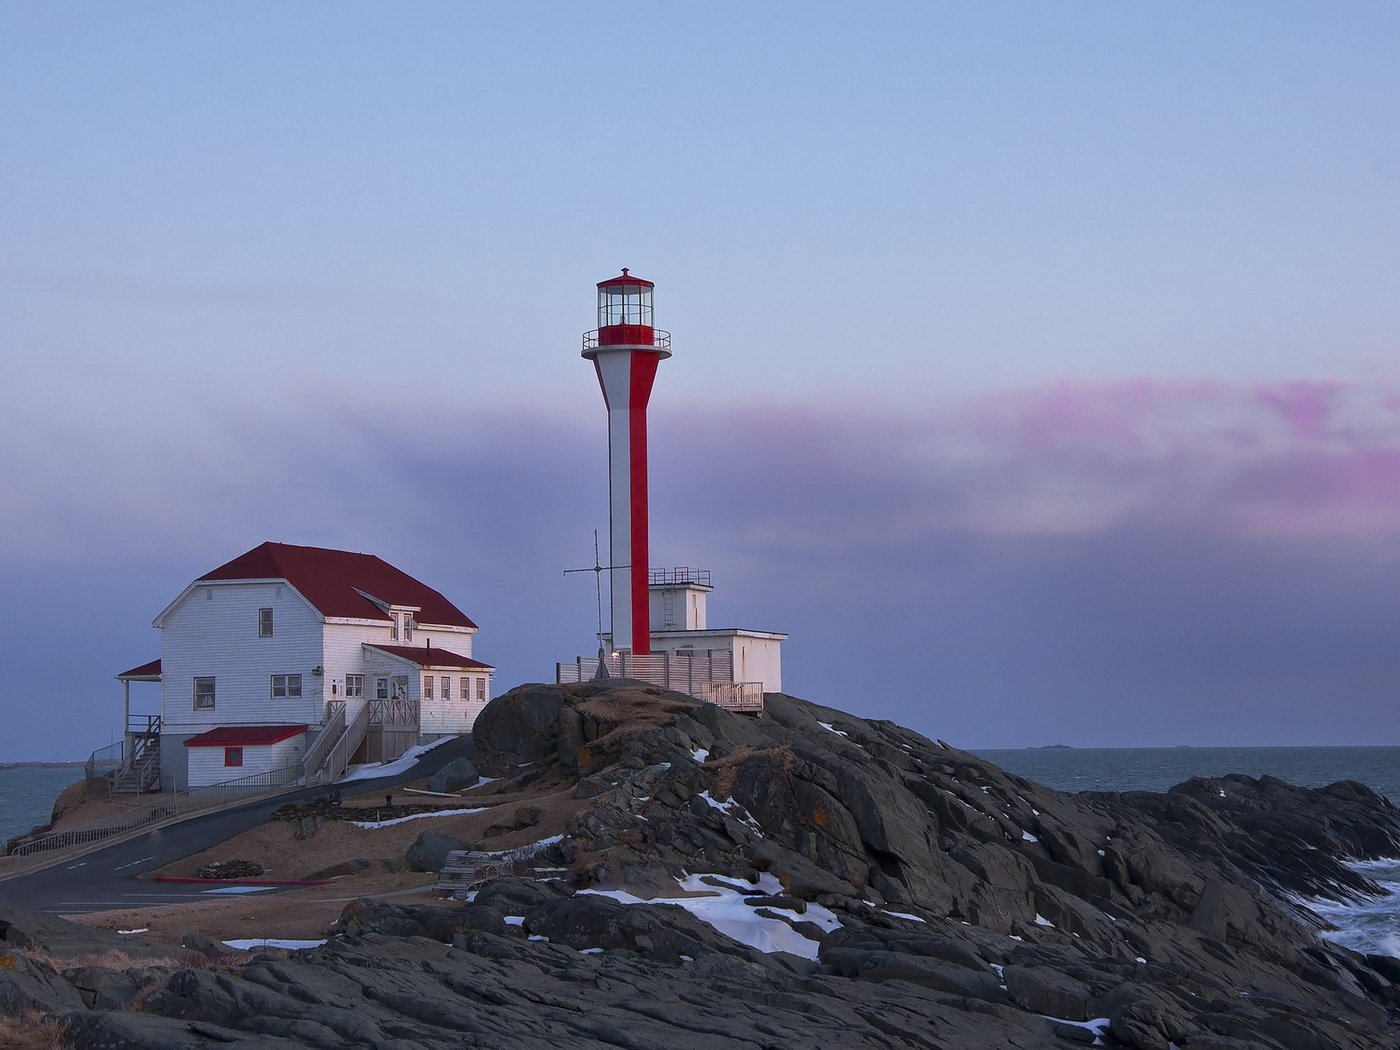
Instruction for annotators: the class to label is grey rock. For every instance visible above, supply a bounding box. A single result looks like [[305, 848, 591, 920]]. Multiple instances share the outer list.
[[404, 830, 467, 873], [304, 857, 371, 880], [472, 684, 567, 771], [0, 952, 88, 1017], [427, 756, 478, 793], [1003, 964, 1093, 1021]]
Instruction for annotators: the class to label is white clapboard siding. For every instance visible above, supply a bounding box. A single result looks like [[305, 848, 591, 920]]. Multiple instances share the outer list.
[[160, 581, 326, 737], [186, 733, 306, 788]]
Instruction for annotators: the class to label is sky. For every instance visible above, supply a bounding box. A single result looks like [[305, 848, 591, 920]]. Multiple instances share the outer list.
[[3, 2, 1399, 759]]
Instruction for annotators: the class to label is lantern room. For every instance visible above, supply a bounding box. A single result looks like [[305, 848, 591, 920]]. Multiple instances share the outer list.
[[584, 269, 672, 353]]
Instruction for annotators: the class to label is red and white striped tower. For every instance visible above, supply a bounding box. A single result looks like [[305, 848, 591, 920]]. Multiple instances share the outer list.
[[582, 270, 671, 655]]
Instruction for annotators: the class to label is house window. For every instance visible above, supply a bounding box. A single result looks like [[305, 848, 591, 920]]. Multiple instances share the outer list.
[[423, 675, 434, 699], [271, 674, 302, 698], [441, 676, 450, 700], [193, 677, 215, 710], [345, 674, 364, 699], [376, 677, 389, 700], [258, 607, 273, 638], [460, 677, 469, 701], [476, 678, 486, 702], [224, 746, 243, 768]]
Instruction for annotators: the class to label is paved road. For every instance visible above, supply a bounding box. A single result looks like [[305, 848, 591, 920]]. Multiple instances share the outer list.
[[2, 736, 475, 914]]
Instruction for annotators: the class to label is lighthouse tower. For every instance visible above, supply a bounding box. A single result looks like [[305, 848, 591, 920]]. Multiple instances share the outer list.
[[582, 270, 671, 655]]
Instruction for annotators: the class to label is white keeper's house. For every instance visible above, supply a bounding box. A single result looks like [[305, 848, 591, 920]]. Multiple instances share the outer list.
[[113, 541, 493, 793]]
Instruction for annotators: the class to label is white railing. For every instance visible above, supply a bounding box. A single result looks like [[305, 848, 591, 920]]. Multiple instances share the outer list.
[[370, 698, 419, 729], [557, 648, 763, 713], [306, 702, 371, 787], [7, 798, 183, 859], [302, 702, 347, 785], [704, 681, 765, 714], [185, 763, 302, 799]]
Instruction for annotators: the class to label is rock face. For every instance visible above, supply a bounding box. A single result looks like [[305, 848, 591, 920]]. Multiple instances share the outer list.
[[13, 681, 1400, 1049], [426, 756, 478, 793]]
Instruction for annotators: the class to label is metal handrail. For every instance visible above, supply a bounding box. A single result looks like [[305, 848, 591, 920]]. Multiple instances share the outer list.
[[185, 763, 302, 798], [648, 567, 712, 587], [581, 328, 671, 352], [7, 760, 300, 862]]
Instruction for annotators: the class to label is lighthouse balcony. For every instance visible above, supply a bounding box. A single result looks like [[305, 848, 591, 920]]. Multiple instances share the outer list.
[[582, 327, 671, 352]]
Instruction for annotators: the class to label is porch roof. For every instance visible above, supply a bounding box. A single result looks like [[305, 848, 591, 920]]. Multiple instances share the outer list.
[[117, 658, 162, 682], [185, 725, 308, 748]]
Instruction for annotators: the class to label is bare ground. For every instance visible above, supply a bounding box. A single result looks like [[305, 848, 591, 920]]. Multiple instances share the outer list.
[[62, 774, 588, 948]]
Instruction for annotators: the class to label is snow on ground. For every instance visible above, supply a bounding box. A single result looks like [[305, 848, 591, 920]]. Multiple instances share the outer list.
[[579, 872, 842, 961], [691, 748, 710, 762], [816, 721, 849, 738], [1040, 1015, 1109, 1045], [117, 928, 149, 935], [697, 791, 763, 836], [223, 938, 328, 951], [349, 807, 488, 829], [203, 886, 277, 895], [337, 737, 454, 784], [880, 909, 926, 923], [1034, 914, 1055, 927], [1021, 830, 1039, 842]]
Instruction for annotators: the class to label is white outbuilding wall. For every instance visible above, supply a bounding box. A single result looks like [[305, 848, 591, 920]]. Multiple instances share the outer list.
[[186, 733, 307, 788]]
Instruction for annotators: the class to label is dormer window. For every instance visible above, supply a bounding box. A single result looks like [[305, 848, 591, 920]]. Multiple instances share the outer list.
[[390, 615, 399, 641], [404, 617, 414, 642]]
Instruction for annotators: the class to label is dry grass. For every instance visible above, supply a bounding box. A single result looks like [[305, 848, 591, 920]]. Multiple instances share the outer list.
[[21, 947, 183, 972], [67, 777, 590, 949], [0, 1013, 69, 1050]]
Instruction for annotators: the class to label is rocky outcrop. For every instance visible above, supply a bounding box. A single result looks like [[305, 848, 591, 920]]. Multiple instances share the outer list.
[[10, 681, 1400, 1048], [426, 756, 478, 793]]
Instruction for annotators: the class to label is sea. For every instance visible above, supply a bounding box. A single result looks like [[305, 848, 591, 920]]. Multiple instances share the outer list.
[[0, 765, 85, 847], [3, 749, 1398, 954]]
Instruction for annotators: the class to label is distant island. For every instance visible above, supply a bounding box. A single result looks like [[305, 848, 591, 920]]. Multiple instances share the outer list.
[[0, 761, 86, 769], [1030, 744, 1074, 750]]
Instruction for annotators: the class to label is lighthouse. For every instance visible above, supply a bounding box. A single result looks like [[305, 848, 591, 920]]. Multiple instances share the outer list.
[[582, 269, 671, 654]]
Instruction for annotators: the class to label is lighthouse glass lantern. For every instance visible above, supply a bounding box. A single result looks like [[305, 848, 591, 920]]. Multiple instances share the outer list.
[[591, 269, 669, 350]]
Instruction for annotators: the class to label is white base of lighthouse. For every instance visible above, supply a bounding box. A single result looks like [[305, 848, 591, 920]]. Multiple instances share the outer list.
[[587, 345, 662, 654]]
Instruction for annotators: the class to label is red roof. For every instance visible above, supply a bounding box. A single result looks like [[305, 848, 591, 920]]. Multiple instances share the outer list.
[[597, 269, 654, 289], [366, 644, 494, 670], [185, 725, 308, 748], [118, 658, 161, 680], [199, 542, 477, 629]]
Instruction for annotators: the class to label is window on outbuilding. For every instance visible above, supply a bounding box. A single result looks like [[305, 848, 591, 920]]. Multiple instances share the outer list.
[[376, 677, 389, 700], [193, 677, 215, 710], [258, 607, 273, 638], [423, 675, 433, 699], [224, 747, 243, 768], [346, 675, 364, 698]]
